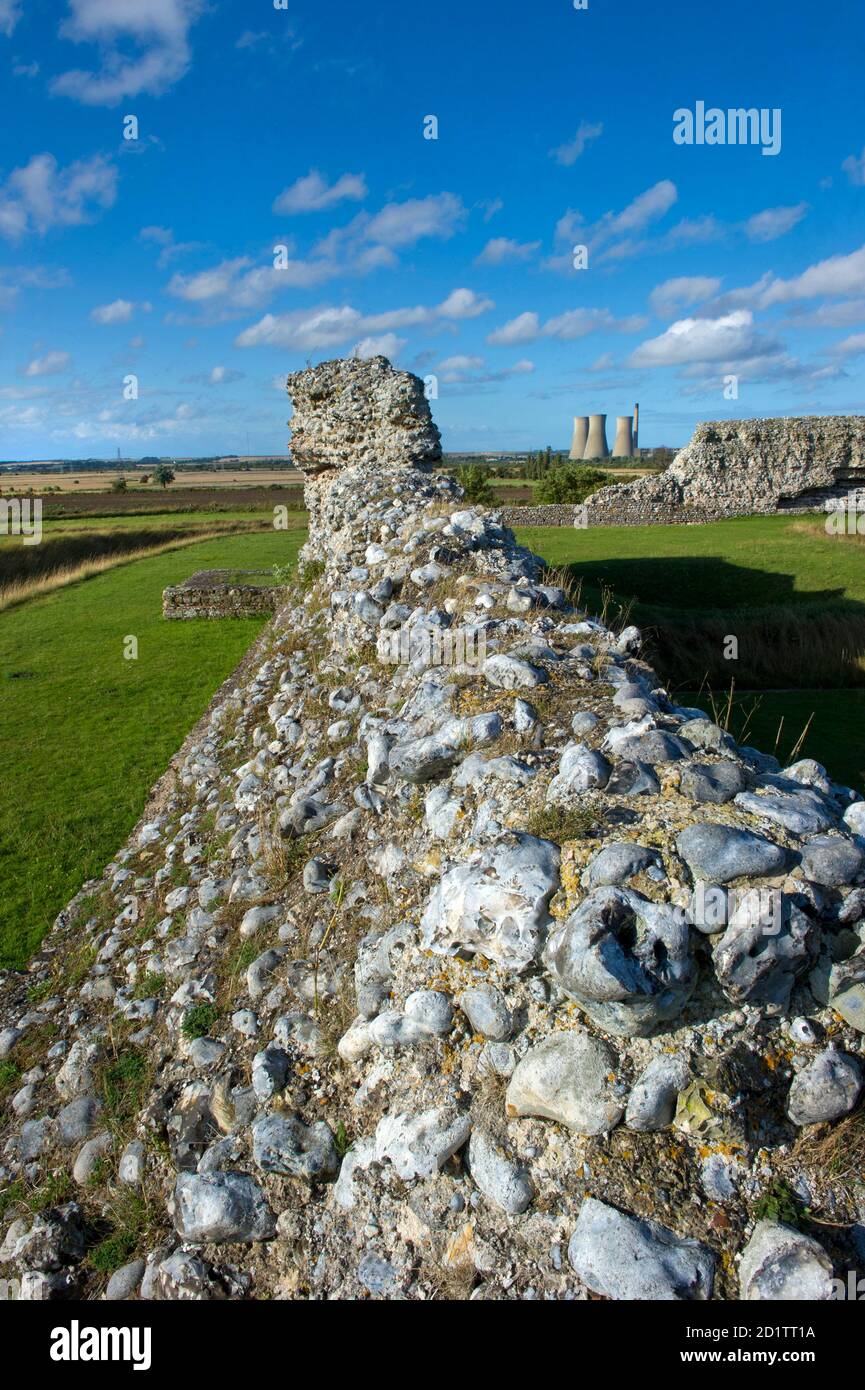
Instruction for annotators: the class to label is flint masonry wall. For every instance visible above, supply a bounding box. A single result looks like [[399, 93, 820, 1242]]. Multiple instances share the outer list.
[[286, 355, 442, 563], [498, 501, 725, 528], [1, 358, 863, 1305], [582, 415, 865, 526], [163, 571, 285, 620]]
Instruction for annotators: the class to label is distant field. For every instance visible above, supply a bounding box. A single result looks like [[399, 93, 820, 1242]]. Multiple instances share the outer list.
[[0, 465, 656, 516], [65, 508, 302, 532], [1, 468, 302, 492], [32, 487, 304, 518], [0, 527, 304, 968], [0, 508, 307, 613], [0, 508, 306, 542]]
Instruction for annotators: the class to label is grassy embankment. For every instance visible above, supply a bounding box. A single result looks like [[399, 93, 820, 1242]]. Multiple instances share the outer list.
[[0, 510, 306, 611]]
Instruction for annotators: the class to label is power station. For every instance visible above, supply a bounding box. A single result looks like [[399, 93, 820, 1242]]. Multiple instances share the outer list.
[[570, 404, 639, 460]]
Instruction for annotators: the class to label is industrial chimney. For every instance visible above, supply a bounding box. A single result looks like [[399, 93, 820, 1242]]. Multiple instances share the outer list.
[[613, 416, 635, 458], [569, 416, 589, 459], [583, 414, 610, 461]]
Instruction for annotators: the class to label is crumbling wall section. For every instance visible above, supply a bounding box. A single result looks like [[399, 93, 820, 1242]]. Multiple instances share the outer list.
[[585, 415, 865, 524]]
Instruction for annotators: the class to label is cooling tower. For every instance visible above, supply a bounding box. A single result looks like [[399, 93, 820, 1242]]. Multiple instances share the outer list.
[[583, 413, 610, 461], [613, 415, 635, 458], [569, 416, 589, 459]]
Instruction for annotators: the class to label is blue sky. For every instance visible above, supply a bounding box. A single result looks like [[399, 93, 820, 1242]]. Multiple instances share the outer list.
[[1, 0, 864, 459]]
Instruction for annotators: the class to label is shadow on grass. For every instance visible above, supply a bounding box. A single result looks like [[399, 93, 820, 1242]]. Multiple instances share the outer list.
[[559, 555, 865, 688]]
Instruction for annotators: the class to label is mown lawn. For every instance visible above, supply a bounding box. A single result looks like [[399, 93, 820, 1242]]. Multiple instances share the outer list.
[[0, 528, 304, 969], [514, 514, 865, 613]]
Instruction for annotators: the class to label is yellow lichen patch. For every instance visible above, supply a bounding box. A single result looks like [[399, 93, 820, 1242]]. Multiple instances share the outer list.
[[560, 858, 582, 898], [415, 848, 442, 874], [698, 1140, 745, 1160], [674, 1081, 718, 1135]]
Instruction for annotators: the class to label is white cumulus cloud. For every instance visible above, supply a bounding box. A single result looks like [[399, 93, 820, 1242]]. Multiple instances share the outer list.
[[842, 148, 865, 186], [628, 310, 772, 367], [91, 298, 135, 324], [486, 311, 541, 346], [760, 243, 865, 307], [273, 170, 368, 215], [0, 152, 117, 240], [25, 350, 72, 377], [474, 237, 540, 267], [551, 120, 603, 166], [830, 332, 865, 357], [363, 192, 466, 247], [744, 203, 809, 242], [235, 288, 494, 350], [650, 276, 723, 319], [0, 1, 22, 37], [52, 0, 205, 105], [487, 307, 644, 347], [352, 333, 406, 360]]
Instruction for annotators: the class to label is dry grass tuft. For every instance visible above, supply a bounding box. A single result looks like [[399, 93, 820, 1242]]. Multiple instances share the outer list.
[[795, 1102, 865, 1186]]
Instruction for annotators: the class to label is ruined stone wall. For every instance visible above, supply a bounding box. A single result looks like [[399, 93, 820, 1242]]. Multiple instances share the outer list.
[[286, 355, 442, 563], [163, 571, 285, 620], [499, 502, 727, 528], [2, 361, 864, 1305], [584, 415, 865, 525]]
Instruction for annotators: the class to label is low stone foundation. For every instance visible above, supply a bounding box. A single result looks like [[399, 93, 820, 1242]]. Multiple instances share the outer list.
[[497, 504, 582, 526], [162, 569, 285, 619], [498, 502, 732, 527]]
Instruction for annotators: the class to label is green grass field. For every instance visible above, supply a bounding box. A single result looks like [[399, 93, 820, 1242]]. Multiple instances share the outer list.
[[515, 515, 865, 789], [30, 508, 304, 536], [514, 514, 865, 614], [0, 528, 304, 969]]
